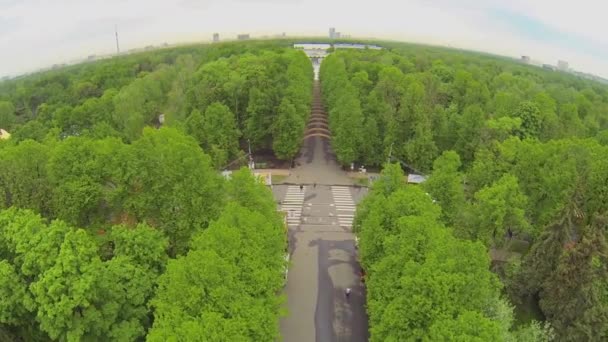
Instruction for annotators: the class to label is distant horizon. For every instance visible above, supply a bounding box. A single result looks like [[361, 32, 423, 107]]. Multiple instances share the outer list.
[[2, 33, 599, 81], [2, 0, 608, 80]]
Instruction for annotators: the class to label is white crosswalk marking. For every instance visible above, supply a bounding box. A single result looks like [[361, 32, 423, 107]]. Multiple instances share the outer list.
[[331, 186, 356, 228], [281, 186, 306, 227]]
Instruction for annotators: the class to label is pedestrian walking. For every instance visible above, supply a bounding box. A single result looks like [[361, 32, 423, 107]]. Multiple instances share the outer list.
[[313, 183, 316, 189], [345, 287, 351, 299], [299, 184, 303, 192]]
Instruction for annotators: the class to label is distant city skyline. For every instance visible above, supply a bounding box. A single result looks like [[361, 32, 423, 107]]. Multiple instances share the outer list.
[[1, 0, 608, 78]]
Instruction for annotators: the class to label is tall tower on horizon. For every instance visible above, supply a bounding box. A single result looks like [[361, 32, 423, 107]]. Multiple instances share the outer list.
[[115, 25, 120, 54], [329, 27, 336, 39]]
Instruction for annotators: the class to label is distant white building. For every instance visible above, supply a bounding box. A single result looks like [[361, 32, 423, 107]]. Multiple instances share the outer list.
[[294, 43, 331, 58], [521, 56, 531, 64], [213, 33, 220, 42], [334, 43, 382, 50], [557, 60, 569, 71], [329, 27, 336, 39]]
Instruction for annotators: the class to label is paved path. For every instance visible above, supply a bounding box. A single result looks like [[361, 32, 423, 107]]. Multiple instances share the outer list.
[[277, 185, 368, 342], [282, 80, 353, 187], [331, 186, 356, 228], [281, 185, 306, 228], [277, 77, 369, 342]]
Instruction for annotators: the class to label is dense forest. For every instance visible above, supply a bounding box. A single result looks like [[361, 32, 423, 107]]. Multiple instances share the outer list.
[[327, 47, 608, 340], [2, 38, 608, 341], [0, 40, 312, 168], [320, 47, 608, 171], [0, 129, 288, 341], [0, 41, 308, 341], [356, 164, 554, 341]]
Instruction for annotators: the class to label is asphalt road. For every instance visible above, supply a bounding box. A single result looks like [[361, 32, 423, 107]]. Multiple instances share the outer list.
[[276, 78, 369, 342], [275, 137, 369, 340], [275, 183, 368, 342]]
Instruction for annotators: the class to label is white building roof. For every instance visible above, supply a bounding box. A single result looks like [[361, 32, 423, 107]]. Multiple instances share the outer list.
[[407, 174, 427, 184], [294, 43, 331, 50]]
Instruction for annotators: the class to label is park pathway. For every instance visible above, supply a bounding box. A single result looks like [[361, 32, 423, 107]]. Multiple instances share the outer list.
[[331, 186, 356, 228], [281, 185, 306, 228], [276, 73, 369, 342], [282, 80, 352, 186]]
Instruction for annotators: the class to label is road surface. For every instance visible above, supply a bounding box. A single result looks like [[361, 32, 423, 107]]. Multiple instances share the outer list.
[[275, 78, 369, 342]]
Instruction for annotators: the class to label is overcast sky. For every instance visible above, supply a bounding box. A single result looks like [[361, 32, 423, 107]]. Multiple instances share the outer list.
[[2, 0, 608, 78]]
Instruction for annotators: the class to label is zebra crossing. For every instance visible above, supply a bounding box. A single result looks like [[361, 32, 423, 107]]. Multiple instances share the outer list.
[[281, 186, 306, 227], [331, 186, 356, 228]]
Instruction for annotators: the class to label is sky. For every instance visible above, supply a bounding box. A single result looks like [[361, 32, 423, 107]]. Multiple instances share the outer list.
[[1, 0, 608, 78]]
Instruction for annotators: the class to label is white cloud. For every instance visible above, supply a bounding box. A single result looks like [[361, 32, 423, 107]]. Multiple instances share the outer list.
[[1, 0, 607, 78]]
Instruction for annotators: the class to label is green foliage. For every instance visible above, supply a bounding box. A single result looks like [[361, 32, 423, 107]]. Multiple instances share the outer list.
[[357, 166, 549, 341], [149, 171, 286, 341], [320, 45, 608, 173], [0, 101, 16, 130], [272, 98, 304, 160], [109, 223, 169, 273], [124, 127, 224, 256], [3, 39, 608, 341], [513, 102, 542, 139], [0, 140, 52, 216], [468, 174, 530, 246], [423, 150, 465, 226], [186, 102, 241, 168], [2, 42, 312, 164], [0, 260, 28, 325], [320, 54, 365, 165], [0, 156, 284, 341]]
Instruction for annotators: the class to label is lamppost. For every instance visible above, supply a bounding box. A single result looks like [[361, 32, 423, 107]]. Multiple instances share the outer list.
[[248, 139, 254, 169]]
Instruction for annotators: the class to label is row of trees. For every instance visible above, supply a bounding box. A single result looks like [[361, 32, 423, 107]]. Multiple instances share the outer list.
[[183, 49, 312, 166], [323, 44, 608, 340], [320, 47, 608, 172], [1, 41, 313, 168], [0, 127, 288, 340], [354, 164, 553, 341], [148, 169, 287, 341]]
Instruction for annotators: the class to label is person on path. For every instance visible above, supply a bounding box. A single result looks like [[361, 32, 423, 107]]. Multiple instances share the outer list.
[[345, 287, 351, 299], [300, 184, 303, 192]]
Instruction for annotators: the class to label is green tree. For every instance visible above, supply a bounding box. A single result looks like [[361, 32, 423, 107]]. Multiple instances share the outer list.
[[455, 105, 485, 164], [0, 260, 28, 326], [109, 223, 169, 273], [0, 101, 16, 130], [514, 101, 542, 139], [423, 150, 465, 226], [148, 249, 249, 341], [245, 86, 276, 148], [272, 98, 304, 160], [123, 127, 224, 256], [30, 229, 105, 341], [201, 102, 241, 168], [468, 174, 530, 246], [0, 140, 52, 216]]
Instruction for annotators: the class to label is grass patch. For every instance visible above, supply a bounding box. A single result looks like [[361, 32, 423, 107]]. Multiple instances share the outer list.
[[271, 174, 288, 184], [355, 177, 369, 186]]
